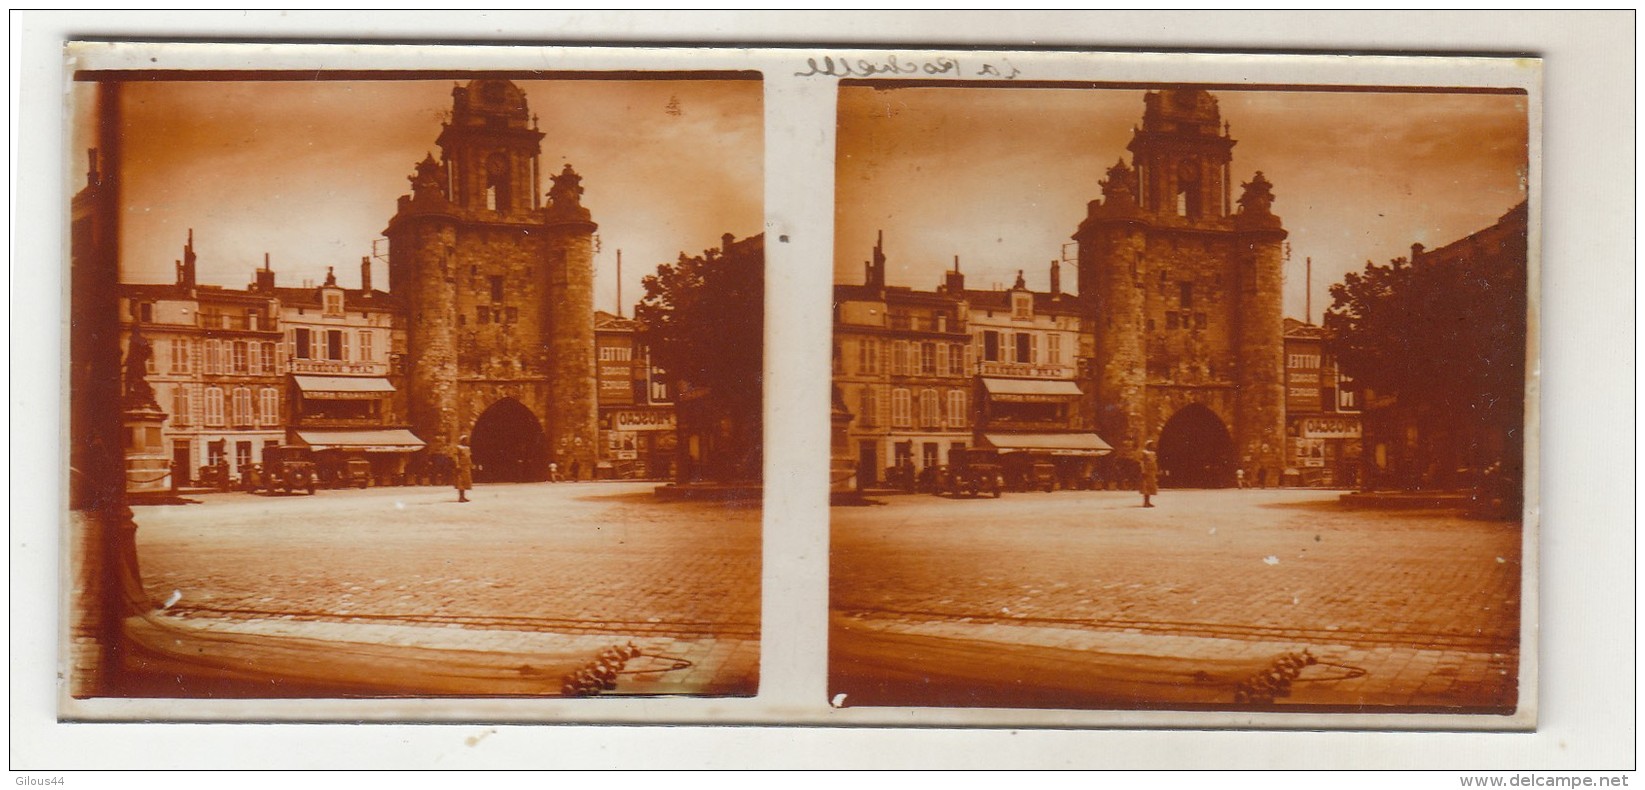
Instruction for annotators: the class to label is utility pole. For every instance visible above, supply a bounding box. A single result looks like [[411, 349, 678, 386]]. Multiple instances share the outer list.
[[616, 249, 623, 318], [1305, 256, 1312, 325]]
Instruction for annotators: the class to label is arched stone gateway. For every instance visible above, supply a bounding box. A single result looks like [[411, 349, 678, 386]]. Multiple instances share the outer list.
[[1157, 403, 1236, 488], [470, 398, 548, 483]]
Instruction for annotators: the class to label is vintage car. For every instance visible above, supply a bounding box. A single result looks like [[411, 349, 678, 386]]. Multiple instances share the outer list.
[[249, 445, 317, 495], [942, 448, 1004, 498], [340, 458, 373, 489]]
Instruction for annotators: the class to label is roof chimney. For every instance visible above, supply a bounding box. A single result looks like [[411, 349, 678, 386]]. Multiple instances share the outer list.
[[360, 256, 372, 292], [945, 255, 965, 294], [1049, 258, 1061, 296], [254, 252, 274, 292], [178, 230, 197, 290]]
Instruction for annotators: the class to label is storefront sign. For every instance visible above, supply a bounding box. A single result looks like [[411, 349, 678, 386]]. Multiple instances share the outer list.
[[1291, 437, 1326, 467], [1301, 417, 1362, 439], [612, 410, 676, 431], [978, 362, 1073, 379], [289, 359, 388, 376]]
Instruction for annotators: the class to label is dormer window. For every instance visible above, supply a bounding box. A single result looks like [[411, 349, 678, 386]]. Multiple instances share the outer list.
[[1011, 292, 1032, 320], [323, 290, 344, 316]]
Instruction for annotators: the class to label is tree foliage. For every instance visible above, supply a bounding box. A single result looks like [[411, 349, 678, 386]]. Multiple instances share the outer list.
[[1324, 223, 1527, 434], [634, 235, 764, 482]]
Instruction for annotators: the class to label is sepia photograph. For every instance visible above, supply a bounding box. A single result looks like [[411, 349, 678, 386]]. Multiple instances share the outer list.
[[67, 65, 765, 700], [828, 81, 1533, 713]]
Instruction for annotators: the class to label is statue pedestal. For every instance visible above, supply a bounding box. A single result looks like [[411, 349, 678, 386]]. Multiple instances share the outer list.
[[124, 404, 171, 495], [829, 401, 856, 494]]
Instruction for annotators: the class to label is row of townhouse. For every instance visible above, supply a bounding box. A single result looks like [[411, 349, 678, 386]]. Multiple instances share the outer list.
[[118, 234, 415, 487], [834, 233, 1109, 489], [120, 231, 679, 488]]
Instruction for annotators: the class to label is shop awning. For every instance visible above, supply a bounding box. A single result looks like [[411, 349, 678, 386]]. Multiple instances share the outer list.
[[293, 375, 396, 395], [294, 429, 426, 453], [981, 378, 1083, 401], [982, 432, 1113, 456]]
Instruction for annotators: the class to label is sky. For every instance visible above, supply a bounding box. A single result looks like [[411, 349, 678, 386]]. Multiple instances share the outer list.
[[834, 85, 1529, 323], [74, 77, 763, 315]]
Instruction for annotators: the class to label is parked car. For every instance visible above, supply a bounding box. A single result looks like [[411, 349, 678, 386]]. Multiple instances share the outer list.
[[251, 445, 317, 495], [942, 448, 1004, 498], [341, 458, 373, 489]]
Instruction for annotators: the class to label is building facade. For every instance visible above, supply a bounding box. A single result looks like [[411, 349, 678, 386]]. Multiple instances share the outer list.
[[833, 233, 972, 488], [1282, 318, 1362, 488], [1073, 88, 1287, 488], [268, 259, 422, 485], [385, 79, 599, 482], [118, 237, 421, 488], [595, 310, 676, 480], [965, 264, 1110, 488], [118, 232, 287, 485]]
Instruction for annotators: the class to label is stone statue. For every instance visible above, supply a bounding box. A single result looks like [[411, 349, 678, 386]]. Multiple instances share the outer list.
[[123, 325, 158, 409]]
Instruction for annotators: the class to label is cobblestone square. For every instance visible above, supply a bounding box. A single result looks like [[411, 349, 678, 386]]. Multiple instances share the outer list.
[[830, 489, 1523, 713], [130, 481, 760, 697]]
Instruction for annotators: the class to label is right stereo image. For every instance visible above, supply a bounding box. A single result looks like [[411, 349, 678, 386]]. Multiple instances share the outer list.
[[827, 81, 1531, 714]]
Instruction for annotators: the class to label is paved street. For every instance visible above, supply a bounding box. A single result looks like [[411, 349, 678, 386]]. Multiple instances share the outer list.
[[830, 489, 1523, 713], [130, 481, 760, 697]]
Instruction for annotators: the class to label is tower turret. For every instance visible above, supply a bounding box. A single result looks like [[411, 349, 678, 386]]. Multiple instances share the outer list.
[[1127, 89, 1237, 222]]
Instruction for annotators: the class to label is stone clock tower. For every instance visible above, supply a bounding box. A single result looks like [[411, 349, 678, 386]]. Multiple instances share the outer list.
[[386, 79, 598, 481], [1074, 88, 1287, 487]]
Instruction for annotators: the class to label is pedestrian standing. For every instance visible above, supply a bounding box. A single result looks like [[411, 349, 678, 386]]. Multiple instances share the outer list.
[[454, 435, 473, 503], [549, 461, 561, 482], [1236, 468, 1246, 489], [1139, 441, 1159, 508], [571, 459, 581, 481]]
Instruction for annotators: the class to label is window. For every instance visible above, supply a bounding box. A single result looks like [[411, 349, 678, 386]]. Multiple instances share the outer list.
[[1012, 293, 1032, 320], [983, 331, 1000, 362], [246, 342, 260, 374], [232, 387, 252, 426], [188, 386, 202, 426], [293, 328, 311, 359], [259, 387, 280, 426], [236, 441, 253, 471], [857, 338, 879, 375], [232, 341, 249, 374], [145, 343, 158, 375], [246, 309, 261, 331], [892, 341, 909, 376], [891, 388, 912, 427], [936, 313, 948, 332], [171, 386, 190, 427], [949, 344, 965, 377], [947, 389, 967, 427], [922, 442, 939, 469], [261, 341, 278, 374], [1179, 282, 1194, 309], [204, 339, 222, 374], [358, 331, 374, 362], [324, 290, 344, 316], [505, 306, 518, 324], [324, 330, 344, 361], [204, 387, 225, 426], [168, 339, 190, 374], [137, 302, 154, 323], [936, 343, 950, 377], [1015, 332, 1034, 364], [919, 389, 939, 428], [858, 387, 876, 428], [1048, 333, 1062, 365], [920, 342, 937, 375], [490, 276, 505, 302]]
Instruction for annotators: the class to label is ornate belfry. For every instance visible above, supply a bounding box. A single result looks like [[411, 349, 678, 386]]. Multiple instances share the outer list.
[[1073, 88, 1288, 486], [385, 79, 599, 480]]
